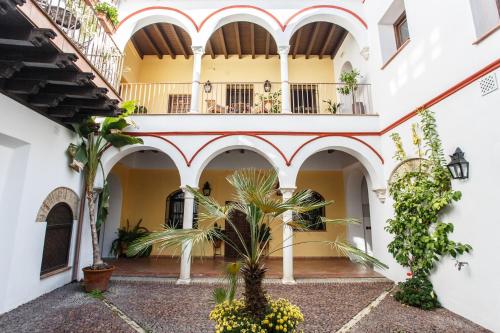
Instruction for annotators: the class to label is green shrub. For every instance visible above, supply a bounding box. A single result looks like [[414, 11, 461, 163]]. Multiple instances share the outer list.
[[394, 275, 440, 310], [210, 298, 304, 333]]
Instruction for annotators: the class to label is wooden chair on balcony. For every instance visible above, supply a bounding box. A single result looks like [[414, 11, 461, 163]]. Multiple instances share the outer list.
[[205, 99, 226, 113]]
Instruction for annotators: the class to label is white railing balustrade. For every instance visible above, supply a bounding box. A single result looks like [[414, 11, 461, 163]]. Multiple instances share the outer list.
[[36, 0, 124, 90], [119, 82, 373, 115]]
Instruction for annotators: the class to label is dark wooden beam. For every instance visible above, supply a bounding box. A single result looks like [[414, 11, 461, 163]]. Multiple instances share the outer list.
[[0, 52, 77, 69], [0, 61, 23, 78], [41, 85, 108, 99], [0, 27, 56, 47], [265, 32, 270, 59], [306, 22, 321, 59], [130, 37, 144, 59], [234, 22, 242, 58], [170, 25, 188, 59], [0, 0, 25, 16], [206, 39, 215, 59], [14, 68, 95, 86], [154, 24, 176, 59], [2, 78, 46, 94], [60, 97, 119, 109], [250, 23, 255, 59], [29, 93, 65, 107], [142, 27, 162, 59], [47, 105, 79, 118], [331, 30, 348, 59], [218, 28, 228, 59], [292, 29, 302, 59], [319, 24, 336, 59]]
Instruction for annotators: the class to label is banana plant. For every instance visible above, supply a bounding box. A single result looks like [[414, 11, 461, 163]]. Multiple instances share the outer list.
[[67, 100, 143, 269], [128, 169, 387, 318]]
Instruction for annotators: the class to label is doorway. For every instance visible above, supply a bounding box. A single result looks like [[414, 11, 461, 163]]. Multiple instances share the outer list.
[[224, 203, 250, 259]]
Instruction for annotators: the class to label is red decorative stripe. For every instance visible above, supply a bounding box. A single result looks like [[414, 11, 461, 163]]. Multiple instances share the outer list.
[[287, 134, 384, 166], [284, 5, 368, 30], [116, 4, 367, 34], [380, 57, 500, 134], [187, 133, 289, 166], [127, 133, 191, 166], [116, 6, 199, 31], [199, 5, 284, 31]]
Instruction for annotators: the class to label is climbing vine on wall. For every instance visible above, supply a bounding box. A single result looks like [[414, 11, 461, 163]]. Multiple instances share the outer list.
[[386, 109, 472, 309]]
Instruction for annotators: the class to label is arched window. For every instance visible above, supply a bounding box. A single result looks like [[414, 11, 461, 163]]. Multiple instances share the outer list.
[[40, 203, 73, 276], [295, 191, 326, 231], [165, 190, 198, 229]]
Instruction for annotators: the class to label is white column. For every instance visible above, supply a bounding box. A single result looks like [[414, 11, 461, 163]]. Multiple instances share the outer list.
[[189, 46, 204, 113], [278, 45, 291, 113], [177, 187, 195, 284], [281, 187, 296, 284]]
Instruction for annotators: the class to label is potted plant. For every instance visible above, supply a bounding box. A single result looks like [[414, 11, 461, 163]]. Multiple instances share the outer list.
[[254, 90, 281, 113], [111, 219, 152, 258], [68, 100, 143, 292], [323, 99, 342, 114], [94, 2, 119, 34], [338, 69, 362, 114]]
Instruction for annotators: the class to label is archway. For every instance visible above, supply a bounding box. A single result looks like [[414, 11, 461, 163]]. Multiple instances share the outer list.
[[101, 148, 185, 278], [290, 149, 380, 277]]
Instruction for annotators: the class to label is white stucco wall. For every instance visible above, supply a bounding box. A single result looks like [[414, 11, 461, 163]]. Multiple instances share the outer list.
[[0, 94, 91, 314]]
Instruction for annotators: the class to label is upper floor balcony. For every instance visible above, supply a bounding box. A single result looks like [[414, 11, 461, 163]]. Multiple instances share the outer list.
[[118, 18, 377, 124]]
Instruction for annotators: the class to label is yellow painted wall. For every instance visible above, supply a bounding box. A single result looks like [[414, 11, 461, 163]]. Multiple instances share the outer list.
[[111, 165, 347, 258], [120, 53, 337, 114], [121, 42, 143, 83]]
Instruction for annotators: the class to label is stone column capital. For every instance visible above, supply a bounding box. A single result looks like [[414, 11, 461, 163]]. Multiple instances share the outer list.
[[191, 46, 205, 55], [181, 186, 198, 199], [279, 187, 296, 198], [277, 45, 290, 55]]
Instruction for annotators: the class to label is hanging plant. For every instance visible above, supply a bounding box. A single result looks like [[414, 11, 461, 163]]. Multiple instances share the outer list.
[[386, 109, 472, 309]]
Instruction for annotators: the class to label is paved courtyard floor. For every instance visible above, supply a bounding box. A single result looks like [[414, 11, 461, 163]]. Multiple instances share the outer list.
[[0, 280, 490, 333]]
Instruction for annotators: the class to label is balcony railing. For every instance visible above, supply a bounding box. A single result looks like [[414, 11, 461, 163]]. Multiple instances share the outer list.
[[119, 82, 373, 115], [36, 0, 123, 90]]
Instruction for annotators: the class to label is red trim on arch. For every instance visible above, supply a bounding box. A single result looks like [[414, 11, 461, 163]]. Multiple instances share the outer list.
[[115, 4, 367, 34], [187, 133, 290, 166], [127, 133, 191, 166], [199, 5, 284, 31], [287, 134, 384, 166], [284, 5, 368, 30], [116, 6, 199, 31]]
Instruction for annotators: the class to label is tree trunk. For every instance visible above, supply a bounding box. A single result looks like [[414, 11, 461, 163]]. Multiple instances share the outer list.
[[86, 190, 104, 269], [242, 262, 268, 318]]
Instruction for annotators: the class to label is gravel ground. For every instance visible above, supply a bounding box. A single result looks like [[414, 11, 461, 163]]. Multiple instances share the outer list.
[[105, 280, 393, 332], [351, 292, 491, 333], [0, 280, 491, 333], [0, 283, 134, 333]]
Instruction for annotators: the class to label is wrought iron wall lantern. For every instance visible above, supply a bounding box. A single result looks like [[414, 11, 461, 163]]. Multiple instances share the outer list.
[[447, 148, 469, 179], [264, 80, 272, 92], [204, 81, 212, 93], [202, 181, 212, 196]]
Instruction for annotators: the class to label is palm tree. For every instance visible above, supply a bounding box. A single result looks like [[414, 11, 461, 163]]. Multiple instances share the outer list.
[[128, 169, 386, 318], [69, 101, 143, 269]]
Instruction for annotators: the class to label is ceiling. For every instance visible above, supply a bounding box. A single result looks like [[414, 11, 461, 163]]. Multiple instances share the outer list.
[[130, 21, 347, 59]]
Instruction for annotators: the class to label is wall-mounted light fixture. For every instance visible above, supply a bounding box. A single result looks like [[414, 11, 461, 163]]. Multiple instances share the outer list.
[[264, 80, 272, 92], [447, 148, 469, 179], [204, 80, 212, 93], [202, 181, 212, 196]]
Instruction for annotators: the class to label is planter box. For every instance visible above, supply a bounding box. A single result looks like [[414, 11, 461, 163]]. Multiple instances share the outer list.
[[96, 12, 116, 34]]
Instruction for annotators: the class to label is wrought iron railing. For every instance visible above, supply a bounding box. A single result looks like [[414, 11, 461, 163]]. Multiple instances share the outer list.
[[119, 82, 373, 115], [36, 0, 123, 90]]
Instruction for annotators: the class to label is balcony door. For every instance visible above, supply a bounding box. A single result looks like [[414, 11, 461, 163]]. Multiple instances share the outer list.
[[290, 84, 319, 114], [226, 84, 254, 113]]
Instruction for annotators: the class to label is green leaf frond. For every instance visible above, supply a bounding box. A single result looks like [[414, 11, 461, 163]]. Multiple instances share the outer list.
[[186, 186, 230, 223], [226, 168, 278, 206], [127, 226, 221, 258], [329, 240, 388, 269]]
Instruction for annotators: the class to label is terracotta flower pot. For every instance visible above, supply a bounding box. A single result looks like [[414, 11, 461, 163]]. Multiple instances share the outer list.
[[82, 265, 115, 292], [96, 12, 116, 34]]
